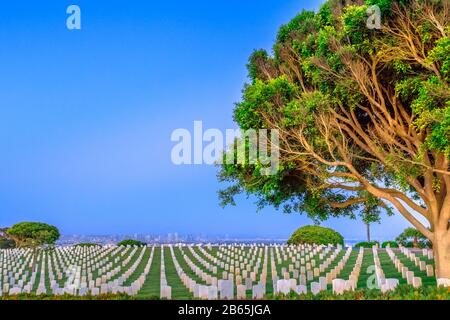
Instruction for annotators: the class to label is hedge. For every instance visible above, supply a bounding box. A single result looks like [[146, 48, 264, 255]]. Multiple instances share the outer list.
[[354, 241, 380, 248], [117, 239, 146, 246], [381, 241, 399, 248]]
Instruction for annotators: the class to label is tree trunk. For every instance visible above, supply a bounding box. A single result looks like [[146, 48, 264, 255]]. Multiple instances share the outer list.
[[366, 222, 371, 243], [433, 229, 450, 279], [413, 236, 418, 249]]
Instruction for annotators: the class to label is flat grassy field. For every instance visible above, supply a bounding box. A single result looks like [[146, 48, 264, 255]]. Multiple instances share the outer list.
[[0, 245, 440, 300]]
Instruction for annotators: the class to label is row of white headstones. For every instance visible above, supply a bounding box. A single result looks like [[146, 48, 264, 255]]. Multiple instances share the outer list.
[[0, 245, 154, 296], [156, 243, 448, 299], [385, 247, 450, 288], [1, 244, 449, 298]]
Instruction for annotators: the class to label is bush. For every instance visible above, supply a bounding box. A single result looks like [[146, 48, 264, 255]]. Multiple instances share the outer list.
[[354, 241, 380, 248], [287, 225, 344, 246], [117, 239, 146, 247], [3, 285, 450, 301], [1, 293, 135, 300], [382, 241, 399, 248], [270, 285, 450, 300], [0, 238, 16, 249]]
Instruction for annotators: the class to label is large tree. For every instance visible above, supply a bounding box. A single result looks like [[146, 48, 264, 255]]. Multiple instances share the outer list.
[[7, 222, 60, 248], [219, 0, 450, 278], [6, 222, 60, 270]]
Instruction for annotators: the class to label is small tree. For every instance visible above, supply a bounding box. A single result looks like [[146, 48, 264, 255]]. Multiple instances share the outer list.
[[361, 194, 393, 243], [7, 222, 60, 270], [396, 227, 431, 249], [287, 225, 344, 246]]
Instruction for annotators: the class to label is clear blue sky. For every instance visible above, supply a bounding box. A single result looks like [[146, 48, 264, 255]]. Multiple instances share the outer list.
[[0, 0, 413, 240]]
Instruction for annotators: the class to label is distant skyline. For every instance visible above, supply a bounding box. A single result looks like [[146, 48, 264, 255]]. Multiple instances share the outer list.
[[56, 233, 374, 246], [58, 233, 387, 241], [0, 0, 416, 240]]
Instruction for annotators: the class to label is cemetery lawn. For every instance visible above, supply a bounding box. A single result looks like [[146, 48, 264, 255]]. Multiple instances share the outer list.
[[1, 245, 447, 300]]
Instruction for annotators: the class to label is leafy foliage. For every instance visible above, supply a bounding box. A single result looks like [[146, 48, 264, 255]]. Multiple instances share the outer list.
[[0, 238, 16, 249], [382, 241, 399, 248], [117, 239, 147, 247], [3, 286, 450, 300], [354, 241, 380, 248], [396, 227, 432, 248], [7, 222, 60, 248], [0, 227, 16, 249], [271, 284, 450, 300], [287, 225, 344, 246], [0, 293, 136, 300], [218, 0, 449, 255]]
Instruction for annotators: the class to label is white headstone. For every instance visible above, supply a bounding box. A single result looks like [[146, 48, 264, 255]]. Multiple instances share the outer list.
[[295, 285, 307, 295], [437, 278, 450, 288], [311, 282, 320, 295], [332, 279, 346, 295], [237, 284, 246, 299]]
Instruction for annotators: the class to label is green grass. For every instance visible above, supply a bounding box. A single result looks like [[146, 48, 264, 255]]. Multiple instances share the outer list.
[[396, 251, 436, 287], [162, 246, 192, 299], [123, 247, 151, 286], [378, 250, 406, 285], [338, 250, 359, 280], [137, 246, 160, 299], [357, 249, 374, 289]]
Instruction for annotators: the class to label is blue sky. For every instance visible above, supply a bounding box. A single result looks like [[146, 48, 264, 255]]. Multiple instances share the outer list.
[[0, 0, 414, 240]]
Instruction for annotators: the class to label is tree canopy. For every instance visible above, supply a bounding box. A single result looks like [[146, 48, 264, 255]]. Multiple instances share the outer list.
[[218, 0, 450, 277], [6, 222, 60, 248], [396, 227, 431, 248], [287, 225, 344, 245]]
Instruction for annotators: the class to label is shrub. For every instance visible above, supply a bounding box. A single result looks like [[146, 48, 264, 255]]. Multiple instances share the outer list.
[[117, 239, 146, 247], [0, 238, 16, 249], [3, 286, 450, 301], [354, 241, 380, 248], [1, 293, 135, 300], [270, 285, 450, 300], [287, 225, 344, 246], [382, 241, 399, 248]]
